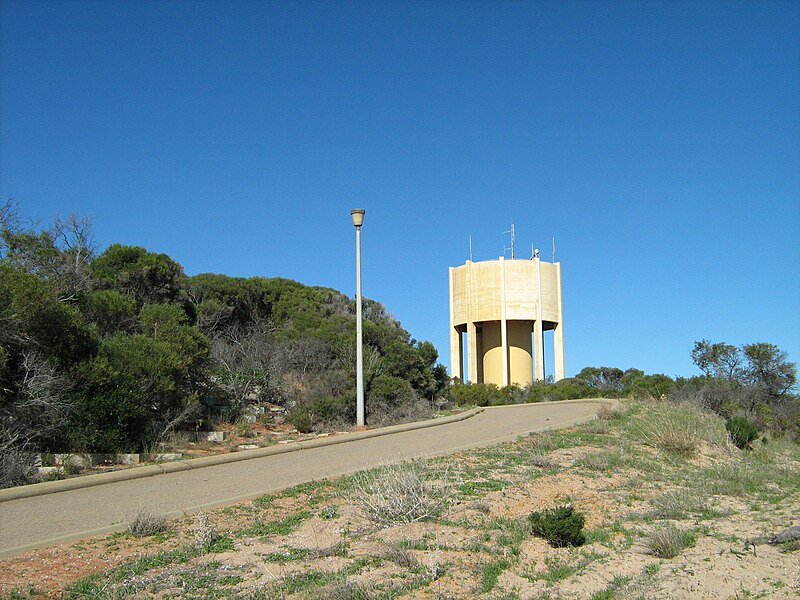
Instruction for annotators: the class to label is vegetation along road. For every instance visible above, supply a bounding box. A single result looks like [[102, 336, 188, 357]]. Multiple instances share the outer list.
[[0, 399, 610, 557]]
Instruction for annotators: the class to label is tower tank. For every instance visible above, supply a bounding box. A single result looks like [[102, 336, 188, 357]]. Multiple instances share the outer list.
[[449, 256, 565, 386]]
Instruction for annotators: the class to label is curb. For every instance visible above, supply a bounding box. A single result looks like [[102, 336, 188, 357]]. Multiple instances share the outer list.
[[0, 407, 485, 503]]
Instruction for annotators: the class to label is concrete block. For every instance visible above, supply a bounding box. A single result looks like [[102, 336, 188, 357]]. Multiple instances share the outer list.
[[148, 453, 182, 462], [205, 431, 227, 442], [53, 454, 92, 468], [37, 466, 64, 477], [116, 454, 141, 464]]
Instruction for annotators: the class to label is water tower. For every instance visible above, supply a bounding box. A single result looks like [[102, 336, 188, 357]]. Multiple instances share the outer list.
[[449, 249, 565, 386]]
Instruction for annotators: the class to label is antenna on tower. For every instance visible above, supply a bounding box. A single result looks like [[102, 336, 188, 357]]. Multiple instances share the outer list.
[[469, 235, 473, 261], [503, 224, 516, 259], [552, 238, 556, 263]]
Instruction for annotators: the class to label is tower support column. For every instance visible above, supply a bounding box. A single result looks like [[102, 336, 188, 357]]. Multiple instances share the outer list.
[[467, 321, 478, 383], [534, 319, 544, 381], [554, 323, 565, 381]]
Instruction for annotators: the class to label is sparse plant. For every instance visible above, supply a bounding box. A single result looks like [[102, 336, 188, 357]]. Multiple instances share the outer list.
[[596, 403, 622, 421], [529, 452, 556, 470], [348, 460, 450, 524], [195, 511, 219, 551], [481, 558, 510, 593], [726, 416, 759, 450], [425, 548, 444, 580], [319, 505, 339, 520], [645, 489, 712, 520], [633, 403, 727, 456], [128, 508, 167, 537], [382, 542, 418, 568], [0, 449, 38, 489], [644, 524, 695, 558], [528, 504, 586, 547]]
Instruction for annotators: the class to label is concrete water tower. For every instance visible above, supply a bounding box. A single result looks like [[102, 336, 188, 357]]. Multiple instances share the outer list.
[[449, 251, 565, 386]]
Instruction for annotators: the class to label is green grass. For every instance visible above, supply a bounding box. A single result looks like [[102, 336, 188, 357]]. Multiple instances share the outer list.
[[459, 478, 508, 496], [481, 559, 510, 593], [528, 551, 606, 584], [240, 510, 311, 537]]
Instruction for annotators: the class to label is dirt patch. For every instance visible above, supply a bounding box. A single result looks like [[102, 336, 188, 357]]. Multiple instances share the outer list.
[[2, 414, 799, 599]]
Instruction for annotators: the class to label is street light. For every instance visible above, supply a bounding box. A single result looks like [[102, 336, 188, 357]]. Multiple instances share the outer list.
[[351, 208, 366, 427]]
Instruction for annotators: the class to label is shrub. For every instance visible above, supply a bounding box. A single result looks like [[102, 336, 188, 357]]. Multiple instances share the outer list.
[[0, 450, 38, 489], [128, 508, 167, 536], [348, 460, 450, 524], [726, 416, 759, 450], [528, 505, 586, 547], [644, 524, 695, 558], [287, 407, 313, 433], [450, 382, 498, 407]]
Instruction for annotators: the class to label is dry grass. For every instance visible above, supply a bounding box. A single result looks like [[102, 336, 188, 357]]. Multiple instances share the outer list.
[[596, 403, 622, 421], [644, 524, 695, 558], [347, 460, 451, 524], [633, 404, 728, 457], [127, 508, 167, 537]]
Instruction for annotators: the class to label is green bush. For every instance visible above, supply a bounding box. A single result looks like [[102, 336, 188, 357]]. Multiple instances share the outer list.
[[451, 382, 498, 407], [528, 504, 586, 547], [288, 408, 313, 433], [726, 416, 759, 449]]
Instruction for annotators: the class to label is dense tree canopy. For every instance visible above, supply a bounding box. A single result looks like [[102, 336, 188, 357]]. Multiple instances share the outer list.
[[0, 202, 449, 464]]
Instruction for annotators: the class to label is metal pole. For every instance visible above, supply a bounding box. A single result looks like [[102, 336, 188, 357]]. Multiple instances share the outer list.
[[355, 223, 365, 427]]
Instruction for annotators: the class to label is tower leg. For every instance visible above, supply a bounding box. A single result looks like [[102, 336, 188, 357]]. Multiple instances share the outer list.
[[467, 321, 478, 384], [534, 319, 544, 381], [450, 326, 462, 381], [554, 322, 565, 381]]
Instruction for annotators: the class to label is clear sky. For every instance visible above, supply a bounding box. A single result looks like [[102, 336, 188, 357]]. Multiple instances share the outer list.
[[2, 0, 798, 379]]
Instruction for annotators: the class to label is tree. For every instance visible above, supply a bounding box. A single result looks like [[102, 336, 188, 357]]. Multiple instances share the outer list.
[[576, 366, 624, 391], [741, 342, 796, 399], [91, 244, 185, 306], [691, 340, 742, 381]]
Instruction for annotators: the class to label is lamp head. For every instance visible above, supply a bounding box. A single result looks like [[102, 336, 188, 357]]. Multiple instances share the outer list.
[[350, 208, 365, 227]]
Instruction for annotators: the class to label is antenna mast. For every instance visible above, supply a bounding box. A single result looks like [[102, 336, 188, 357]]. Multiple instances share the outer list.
[[552, 238, 556, 263], [503, 224, 516, 259], [469, 235, 473, 261]]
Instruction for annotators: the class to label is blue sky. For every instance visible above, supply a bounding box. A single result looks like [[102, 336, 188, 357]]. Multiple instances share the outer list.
[[2, 0, 798, 379]]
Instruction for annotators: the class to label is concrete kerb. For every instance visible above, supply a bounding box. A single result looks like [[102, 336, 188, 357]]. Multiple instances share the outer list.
[[0, 399, 617, 557], [0, 407, 485, 504]]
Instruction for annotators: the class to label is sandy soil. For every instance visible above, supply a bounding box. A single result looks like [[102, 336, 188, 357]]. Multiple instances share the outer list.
[[1, 421, 798, 599]]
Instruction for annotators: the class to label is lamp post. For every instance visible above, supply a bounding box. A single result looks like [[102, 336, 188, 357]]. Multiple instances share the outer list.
[[351, 208, 366, 427]]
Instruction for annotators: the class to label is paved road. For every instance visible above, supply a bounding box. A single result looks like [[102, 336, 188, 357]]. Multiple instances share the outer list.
[[0, 400, 609, 556]]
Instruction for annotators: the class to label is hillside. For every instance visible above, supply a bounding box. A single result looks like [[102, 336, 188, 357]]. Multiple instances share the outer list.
[[0, 207, 448, 487], [0, 400, 797, 599]]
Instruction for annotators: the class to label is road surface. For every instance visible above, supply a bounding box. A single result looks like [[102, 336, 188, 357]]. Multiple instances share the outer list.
[[0, 399, 610, 556]]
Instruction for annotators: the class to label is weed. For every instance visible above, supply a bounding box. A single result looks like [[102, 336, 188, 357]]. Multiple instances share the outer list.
[[241, 511, 311, 537], [459, 478, 507, 496], [632, 403, 727, 457], [645, 489, 712, 520], [529, 551, 604, 584], [481, 558, 510, 593], [529, 505, 586, 547], [348, 460, 450, 524], [382, 542, 419, 568], [645, 524, 696, 558], [578, 448, 629, 471], [194, 511, 226, 552], [127, 507, 167, 537], [597, 403, 622, 421], [320, 504, 339, 520]]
